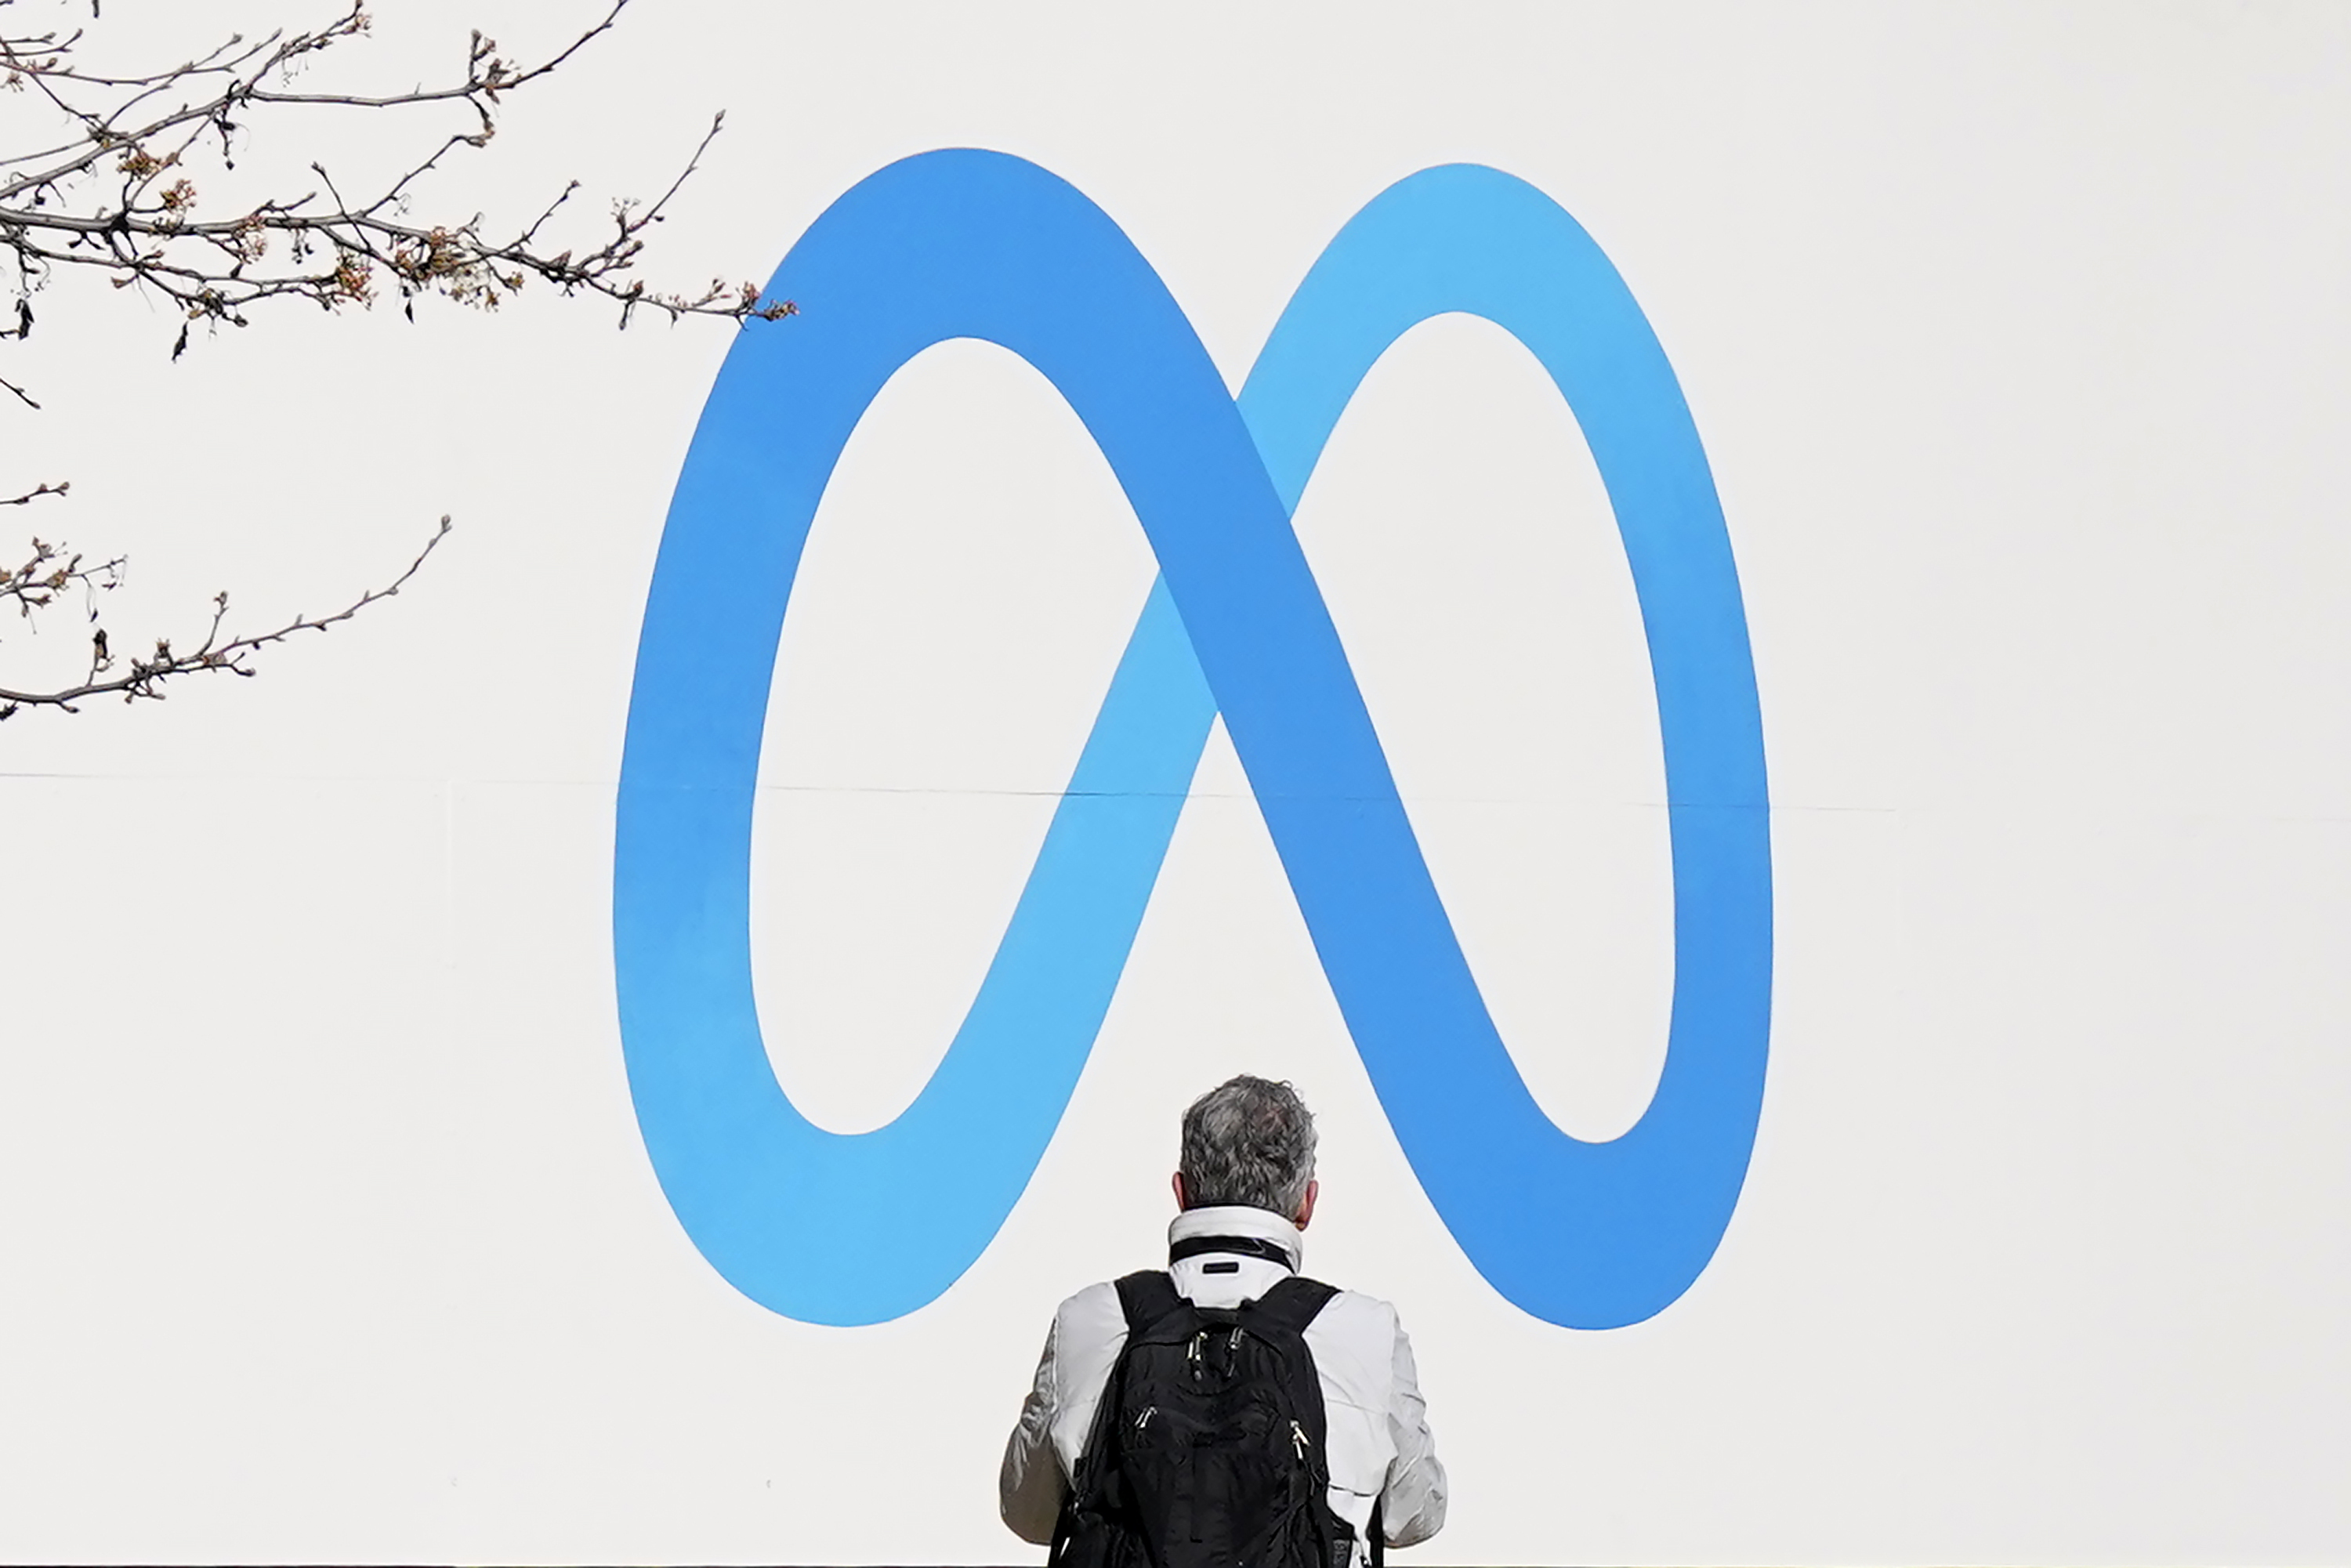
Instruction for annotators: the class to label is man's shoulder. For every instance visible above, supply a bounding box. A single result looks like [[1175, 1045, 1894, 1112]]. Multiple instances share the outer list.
[[1304, 1282, 1404, 1339], [1050, 1278, 1129, 1344], [1296, 1283, 1407, 1399]]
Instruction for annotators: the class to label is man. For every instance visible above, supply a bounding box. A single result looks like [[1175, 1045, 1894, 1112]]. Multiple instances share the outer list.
[[1000, 1075, 1446, 1566]]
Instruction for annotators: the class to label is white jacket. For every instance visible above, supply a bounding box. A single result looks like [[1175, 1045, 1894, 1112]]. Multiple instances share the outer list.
[[999, 1204, 1447, 1562]]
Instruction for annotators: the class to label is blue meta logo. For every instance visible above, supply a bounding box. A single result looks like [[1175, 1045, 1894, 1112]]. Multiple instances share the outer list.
[[614, 150, 1771, 1331]]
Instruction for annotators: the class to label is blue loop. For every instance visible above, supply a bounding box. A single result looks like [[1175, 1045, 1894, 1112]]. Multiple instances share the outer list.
[[614, 150, 1771, 1328]]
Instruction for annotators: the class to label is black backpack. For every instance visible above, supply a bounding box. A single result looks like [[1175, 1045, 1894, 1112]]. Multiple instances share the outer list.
[[1049, 1269, 1358, 1568]]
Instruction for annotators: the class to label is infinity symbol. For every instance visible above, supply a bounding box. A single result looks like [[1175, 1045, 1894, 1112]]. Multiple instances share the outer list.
[[615, 150, 1770, 1329]]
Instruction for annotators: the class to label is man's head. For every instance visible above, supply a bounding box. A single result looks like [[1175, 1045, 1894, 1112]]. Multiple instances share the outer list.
[[1172, 1075, 1320, 1228]]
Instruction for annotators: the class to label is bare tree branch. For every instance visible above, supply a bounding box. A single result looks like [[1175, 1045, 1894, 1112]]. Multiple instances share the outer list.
[[0, 513, 450, 719], [0, 0, 794, 348], [0, 1, 792, 719]]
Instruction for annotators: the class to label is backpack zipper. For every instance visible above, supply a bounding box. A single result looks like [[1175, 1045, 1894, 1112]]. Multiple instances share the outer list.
[[1291, 1419, 1310, 1461], [1134, 1406, 1156, 1435]]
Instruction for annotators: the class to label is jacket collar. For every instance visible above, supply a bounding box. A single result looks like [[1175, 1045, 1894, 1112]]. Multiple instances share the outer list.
[[1167, 1204, 1305, 1272]]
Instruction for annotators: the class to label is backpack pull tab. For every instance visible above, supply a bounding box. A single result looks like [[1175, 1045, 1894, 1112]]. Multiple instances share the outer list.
[[1187, 1331, 1204, 1381], [1134, 1406, 1155, 1435], [1291, 1419, 1311, 1462]]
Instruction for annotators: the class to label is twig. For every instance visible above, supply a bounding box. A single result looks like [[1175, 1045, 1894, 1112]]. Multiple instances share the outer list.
[[0, 0, 793, 378], [0, 513, 451, 718], [0, 1, 796, 721]]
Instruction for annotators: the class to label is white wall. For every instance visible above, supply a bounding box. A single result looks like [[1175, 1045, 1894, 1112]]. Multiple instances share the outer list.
[[0, 2, 2344, 1563]]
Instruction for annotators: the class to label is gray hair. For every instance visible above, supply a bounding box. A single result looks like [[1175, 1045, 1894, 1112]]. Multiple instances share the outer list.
[[1178, 1075, 1318, 1217]]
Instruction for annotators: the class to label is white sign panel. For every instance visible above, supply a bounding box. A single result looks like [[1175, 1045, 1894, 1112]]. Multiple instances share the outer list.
[[0, 3, 2343, 1563]]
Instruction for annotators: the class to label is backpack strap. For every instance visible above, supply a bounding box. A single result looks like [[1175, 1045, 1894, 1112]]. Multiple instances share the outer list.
[[1064, 1272, 1189, 1530], [1239, 1276, 1347, 1564], [1112, 1268, 1186, 1334], [1241, 1273, 1338, 1337], [1240, 1276, 1339, 1458]]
